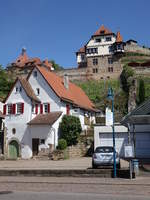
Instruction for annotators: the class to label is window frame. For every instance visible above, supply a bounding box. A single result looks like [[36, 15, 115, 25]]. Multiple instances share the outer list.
[[16, 103, 22, 115], [105, 37, 112, 42], [34, 71, 37, 77], [7, 104, 13, 115]]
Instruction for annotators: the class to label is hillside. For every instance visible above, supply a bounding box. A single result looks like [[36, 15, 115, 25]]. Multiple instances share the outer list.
[[1, 51, 150, 115], [74, 52, 150, 116]]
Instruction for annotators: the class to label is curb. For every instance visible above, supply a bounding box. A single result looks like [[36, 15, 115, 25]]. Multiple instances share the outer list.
[[0, 169, 131, 178]]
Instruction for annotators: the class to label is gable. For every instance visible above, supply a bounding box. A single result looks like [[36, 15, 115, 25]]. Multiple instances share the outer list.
[[5, 79, 31, 105], [28, 67, 61, 111]]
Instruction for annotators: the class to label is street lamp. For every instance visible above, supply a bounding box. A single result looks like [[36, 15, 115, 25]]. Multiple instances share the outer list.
[[107, 87, 117, 178]]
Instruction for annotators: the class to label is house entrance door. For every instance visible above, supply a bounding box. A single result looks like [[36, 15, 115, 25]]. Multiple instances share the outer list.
[[9, 140, 19, 159], [32, 138, 39, 156]]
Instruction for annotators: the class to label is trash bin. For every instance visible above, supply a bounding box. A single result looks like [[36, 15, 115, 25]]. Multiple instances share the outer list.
[[132, 159, 139, 175]]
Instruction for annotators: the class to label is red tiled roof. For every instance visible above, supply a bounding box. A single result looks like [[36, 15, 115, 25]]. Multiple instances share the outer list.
[[94, 25, 113, 36], [28, 112, 62, 125], [19, 78, 41, 103], [77, 46, 85, 53], [35, 66, 95, 111], [43, 59, 53, 70], [116, 31, 123, 43]]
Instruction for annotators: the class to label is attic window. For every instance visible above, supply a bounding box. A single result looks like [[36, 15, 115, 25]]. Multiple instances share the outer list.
[[34, 71, 37, 77], [95, 38, 101, 43], [100, 30, 105, 34], [36, 88, 40, 96], [16, 87, 18, 93], [17, 60, 20, 63]]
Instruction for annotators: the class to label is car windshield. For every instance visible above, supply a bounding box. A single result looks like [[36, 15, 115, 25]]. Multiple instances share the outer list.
[[95, 147, 114, 153]]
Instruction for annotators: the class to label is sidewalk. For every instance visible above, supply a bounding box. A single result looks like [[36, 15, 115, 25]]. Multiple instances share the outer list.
[[0, 157, 129, 170], [0, 157, 92, 170]]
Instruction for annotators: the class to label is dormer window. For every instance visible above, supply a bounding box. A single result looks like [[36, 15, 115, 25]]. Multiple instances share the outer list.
[[100, 30, 105, 34], [36, 88, 40, 96], [95, 38, 101, 43], [34, 71, 37, 77]]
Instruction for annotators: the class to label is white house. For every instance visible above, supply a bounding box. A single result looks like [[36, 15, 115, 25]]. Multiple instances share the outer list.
[[3, 65, 96, 159], [0, 100, 3, 113]]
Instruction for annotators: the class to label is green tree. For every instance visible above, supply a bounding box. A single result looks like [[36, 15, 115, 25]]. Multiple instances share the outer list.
[[0, 65, 14, 98], [120, 65, 134, 93], [50, 60, 63, 71], [138, 79, 145, 104], [59, 115, 82, 146]]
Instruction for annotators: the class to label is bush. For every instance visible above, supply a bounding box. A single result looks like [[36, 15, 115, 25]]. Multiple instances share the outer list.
[[57, 139, 67, 150], [59, 115, 82, 146], [120, 65, 134, 93]]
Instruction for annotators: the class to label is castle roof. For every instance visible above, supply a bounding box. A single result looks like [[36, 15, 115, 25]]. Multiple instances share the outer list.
[[93, 25, 113, 36], [116, 31, 123, 43], [77, 46, 85, 53], [10, 49, 53, 70]]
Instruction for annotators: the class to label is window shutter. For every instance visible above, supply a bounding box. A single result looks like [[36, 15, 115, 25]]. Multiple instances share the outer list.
[[21, 103, 24, 114], [66, 104, 70, 115], [48, 103, 50, 113], [35, 104, 38, 114], [3, 105, 6, 115], [12, 104, 16, 114], [10, 104, 13, 114], [40, 104, 43, 114]]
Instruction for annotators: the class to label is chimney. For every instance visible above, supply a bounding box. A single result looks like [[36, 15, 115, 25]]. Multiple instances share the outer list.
[[22, 47, 26, 55], [64, 74, 69, 89]]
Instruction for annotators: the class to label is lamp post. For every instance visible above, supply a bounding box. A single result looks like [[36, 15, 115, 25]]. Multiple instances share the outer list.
[[107, 87, 116, 178]]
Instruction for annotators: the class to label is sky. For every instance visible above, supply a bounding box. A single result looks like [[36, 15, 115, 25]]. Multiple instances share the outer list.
[[1, 0, 150, 68]]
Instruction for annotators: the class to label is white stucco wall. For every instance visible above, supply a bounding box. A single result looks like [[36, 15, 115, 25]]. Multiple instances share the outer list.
[[0, 101, 3, 113], [28, 68, 61, 112], [86, 35, 116, 56], [77, 53, 86, 63], [4, 80, 32, 159]]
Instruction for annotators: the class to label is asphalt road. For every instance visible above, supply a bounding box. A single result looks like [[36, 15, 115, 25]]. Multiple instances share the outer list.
[[0, 176, 150, 200], [0, 191, 150, 200]]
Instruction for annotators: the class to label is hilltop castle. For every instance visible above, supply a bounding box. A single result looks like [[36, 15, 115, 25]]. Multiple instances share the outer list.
[[6, 24, 150, 81], [56, 25, 150, 81]]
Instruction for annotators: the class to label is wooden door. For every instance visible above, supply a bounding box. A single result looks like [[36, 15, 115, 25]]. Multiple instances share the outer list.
[[32, 138, 39, 156], [9, 140, 19, 159]]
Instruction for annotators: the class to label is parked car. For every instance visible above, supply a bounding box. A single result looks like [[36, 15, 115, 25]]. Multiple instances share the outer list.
[[92, 146, 120, 169]]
